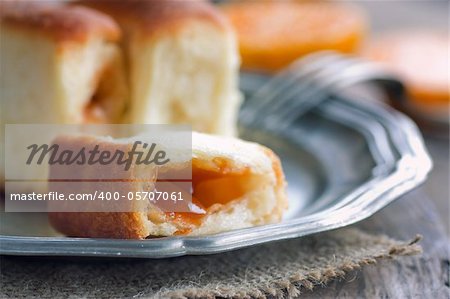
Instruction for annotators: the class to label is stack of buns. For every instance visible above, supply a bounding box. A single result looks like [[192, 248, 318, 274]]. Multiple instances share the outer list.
[[0, 0, 242, 184], [1, 1, 289, 238]]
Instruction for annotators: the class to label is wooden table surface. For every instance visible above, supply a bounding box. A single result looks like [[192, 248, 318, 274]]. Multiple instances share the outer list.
[[298, 136, 449, 298], [299, 2, 450, 297]]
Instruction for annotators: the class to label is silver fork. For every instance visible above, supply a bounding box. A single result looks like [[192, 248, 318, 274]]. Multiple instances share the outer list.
[[239, 51, 405, 133]]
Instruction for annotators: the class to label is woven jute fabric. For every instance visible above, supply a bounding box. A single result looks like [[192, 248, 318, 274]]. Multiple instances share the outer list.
[[0, 228, 421, 299]]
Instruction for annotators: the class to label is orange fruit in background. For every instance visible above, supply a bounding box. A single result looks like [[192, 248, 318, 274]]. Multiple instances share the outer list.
[[363, 31, 449, 110], [221, 1, 367, 72]]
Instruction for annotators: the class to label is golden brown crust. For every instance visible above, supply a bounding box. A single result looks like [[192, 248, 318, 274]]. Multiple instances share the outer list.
[[46, 136, 155, 240], [49, 212, 149, 239], [76, 0, 229, 37], [47, 135, 152, 239], [0, 1, 120, 43]]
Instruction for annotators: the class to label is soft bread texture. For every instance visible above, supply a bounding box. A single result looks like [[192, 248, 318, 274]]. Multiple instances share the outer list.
[[78, 0, 242, 135], [48, 132, 288, 238], [0, 1, 128, 185], [0, 1, 127, 124]]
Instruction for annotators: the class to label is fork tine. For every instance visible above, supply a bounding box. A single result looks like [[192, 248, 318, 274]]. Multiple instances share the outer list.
[[257, 59, 334, 110], [257, 56, 363, 131], [240, 52, 337, 115], [264, 86, 328, 133], [248, 50, 338, 104], [269, 57, 370, 129], [250, 52, 341, 108], [240, 52, 342, 126], [264, 56, 405, 133], [241, 51, 405, 133], [263, 56, 355, 119], [253, 54, 357, 129]]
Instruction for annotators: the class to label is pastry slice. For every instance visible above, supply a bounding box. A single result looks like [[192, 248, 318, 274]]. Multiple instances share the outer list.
[[0, 1, 127, 124], [77, 0, 241, 135], [48, 132, 288, 238]]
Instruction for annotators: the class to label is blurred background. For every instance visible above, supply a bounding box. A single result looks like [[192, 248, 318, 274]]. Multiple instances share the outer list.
[[218, 0, 448, 229], [359, 0, 448, 233]]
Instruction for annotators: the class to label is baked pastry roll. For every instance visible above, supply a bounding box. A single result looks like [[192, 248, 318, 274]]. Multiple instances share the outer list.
[[77, 0, 241, 135], [0, 1, 128, 124], [0, 1, 128, 184], [48, 132, 288, 238]]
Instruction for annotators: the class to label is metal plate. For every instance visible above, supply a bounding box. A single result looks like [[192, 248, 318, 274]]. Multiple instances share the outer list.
[[0, 74, 432, 258]]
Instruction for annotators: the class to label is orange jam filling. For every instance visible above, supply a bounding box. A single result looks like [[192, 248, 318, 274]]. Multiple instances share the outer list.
[[166, 160, 252, 233]]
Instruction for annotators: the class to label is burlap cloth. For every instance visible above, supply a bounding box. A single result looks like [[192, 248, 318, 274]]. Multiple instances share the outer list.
[[0, 228, 421, 298]]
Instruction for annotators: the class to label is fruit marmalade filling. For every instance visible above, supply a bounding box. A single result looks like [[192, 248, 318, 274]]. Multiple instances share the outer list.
[[164, 160, 253, 232]]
